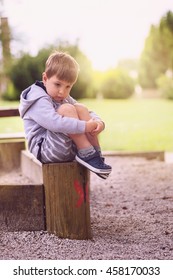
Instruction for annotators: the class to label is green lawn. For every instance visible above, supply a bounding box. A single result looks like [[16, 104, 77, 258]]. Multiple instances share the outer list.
[[0, 98, 173, 152], [0, 100, 24, 134]]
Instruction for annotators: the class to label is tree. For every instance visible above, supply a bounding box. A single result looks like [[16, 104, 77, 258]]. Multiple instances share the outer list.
[[0, 17, 12, 95], [160, 11, 173, 73], [156, 74, 173, 99], [57, 42, 94, 99], [0, 17, 11, 69], [139, 25, 169, 88], [5, 41, 94, 100], [138, 11, 173, 88]]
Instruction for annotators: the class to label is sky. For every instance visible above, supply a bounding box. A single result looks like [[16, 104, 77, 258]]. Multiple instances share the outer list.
[[1, 0, 173, 71]]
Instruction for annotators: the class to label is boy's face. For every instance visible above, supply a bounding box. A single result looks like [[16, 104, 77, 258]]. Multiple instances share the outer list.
[[42, 73, 74, 102]]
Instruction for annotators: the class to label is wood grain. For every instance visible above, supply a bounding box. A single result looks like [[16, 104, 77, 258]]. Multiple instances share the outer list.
[[43, 162, 91, 239]]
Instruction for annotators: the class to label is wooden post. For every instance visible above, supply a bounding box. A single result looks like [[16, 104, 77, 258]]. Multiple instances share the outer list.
[[42, 161, 91, 239]]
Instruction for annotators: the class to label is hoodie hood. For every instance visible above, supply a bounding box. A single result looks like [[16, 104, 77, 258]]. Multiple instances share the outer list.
[[19, 82, 47, 118]]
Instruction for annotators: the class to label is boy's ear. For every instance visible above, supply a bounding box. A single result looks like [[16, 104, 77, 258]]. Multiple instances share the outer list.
[[42, 72, 47, 83]]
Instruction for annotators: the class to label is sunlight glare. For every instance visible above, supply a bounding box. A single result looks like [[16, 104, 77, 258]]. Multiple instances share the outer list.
[[2, 0, 173, 71]]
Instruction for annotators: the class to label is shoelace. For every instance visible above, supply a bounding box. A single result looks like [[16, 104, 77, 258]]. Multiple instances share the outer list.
[[87, 155, 110, 168]]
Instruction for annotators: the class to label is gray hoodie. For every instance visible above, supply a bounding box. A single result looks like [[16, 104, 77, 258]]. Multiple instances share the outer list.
[[19, 81, 101, 156]]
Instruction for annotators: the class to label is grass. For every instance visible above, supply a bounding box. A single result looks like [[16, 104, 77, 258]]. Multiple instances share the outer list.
[[0, 100, 24, 134], [0, 98, 173, 152], [82, 98, 173, 152]]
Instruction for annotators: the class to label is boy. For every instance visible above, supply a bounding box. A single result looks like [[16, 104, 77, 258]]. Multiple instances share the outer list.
[[19, 51, 112, 179]]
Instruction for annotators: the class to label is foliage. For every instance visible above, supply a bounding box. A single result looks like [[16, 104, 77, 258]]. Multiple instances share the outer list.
[[156, 73, 173, 99], [117, 59, 139, 83], [64, 44, 94, 99], [3, 50, 44, 99], [139, 11, 173, 88], [91, 71, 105, 99], [2, 80, 19, 100], [6, 53, 43, 99], [5, 41, 94, 100], [139, 25, 170, 88], [100, 68, 134, 99]]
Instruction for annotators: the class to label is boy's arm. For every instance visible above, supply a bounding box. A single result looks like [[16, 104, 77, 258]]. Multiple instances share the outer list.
[[64, 97, 105, 132], [24, 97, 86, 134]]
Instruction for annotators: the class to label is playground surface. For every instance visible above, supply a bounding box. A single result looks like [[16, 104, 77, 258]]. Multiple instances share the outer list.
[[0, 156, 173, 260]]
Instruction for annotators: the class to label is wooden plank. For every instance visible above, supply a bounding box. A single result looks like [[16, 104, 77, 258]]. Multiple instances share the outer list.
[[103, 150, 165, 161], [0, 132, 25, 140], [0, 108, 20, 117], [0, 141, 25, 171], [0, 108, 24, 140], [21, 150, 43, 184], [43, 162, 91, 239], [0, 184, 45, 231]]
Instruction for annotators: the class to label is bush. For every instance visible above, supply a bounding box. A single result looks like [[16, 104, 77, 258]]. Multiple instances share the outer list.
[[5, 53, 43, 100], [100, 69, 135, 99], [69, 51, 94, 99], [5, 43, 95, 100], [156, 73, 173, 99], [2, 81, 19, 101]]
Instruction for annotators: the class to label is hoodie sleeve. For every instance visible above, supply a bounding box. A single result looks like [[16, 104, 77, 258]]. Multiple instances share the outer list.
[[22, 95, 86, 134]]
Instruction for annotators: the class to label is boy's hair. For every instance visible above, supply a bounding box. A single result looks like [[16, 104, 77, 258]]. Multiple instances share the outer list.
[[45, 51, 80, 84]]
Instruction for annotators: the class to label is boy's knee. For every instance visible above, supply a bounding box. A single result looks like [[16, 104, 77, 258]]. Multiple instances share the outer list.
[[74, 103, 88, 114], [74, 103, 87, 110], [57, 103, 77, 117], [74, 103, 90, 120]]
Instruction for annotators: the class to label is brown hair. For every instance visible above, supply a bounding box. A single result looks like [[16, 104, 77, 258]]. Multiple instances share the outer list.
[[45, 51, 80, 84]]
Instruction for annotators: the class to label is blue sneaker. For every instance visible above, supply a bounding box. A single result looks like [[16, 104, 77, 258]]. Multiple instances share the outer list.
[[75, 151, 112, 174]]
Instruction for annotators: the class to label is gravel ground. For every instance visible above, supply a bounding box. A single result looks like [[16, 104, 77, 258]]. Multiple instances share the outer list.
[[0, 156, 173, 260]]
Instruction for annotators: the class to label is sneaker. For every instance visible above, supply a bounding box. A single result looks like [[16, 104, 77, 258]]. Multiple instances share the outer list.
[[90, 156, 110, 179], [75, 151, 112, 174], [96, 172, 110, 179]]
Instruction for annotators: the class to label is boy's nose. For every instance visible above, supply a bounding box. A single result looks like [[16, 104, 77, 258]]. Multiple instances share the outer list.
[[59, 88, 64, 94]]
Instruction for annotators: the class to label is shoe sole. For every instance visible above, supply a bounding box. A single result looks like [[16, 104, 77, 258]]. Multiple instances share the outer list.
[[96, 173, 109, 179], [75, 155, 112, 174]]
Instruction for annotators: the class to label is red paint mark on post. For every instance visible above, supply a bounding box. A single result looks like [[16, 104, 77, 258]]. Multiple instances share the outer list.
[[74, 180, 89, 208]]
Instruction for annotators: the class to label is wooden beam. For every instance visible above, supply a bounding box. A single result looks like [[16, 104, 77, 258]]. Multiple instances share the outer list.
[[0, 184, 45, 231], [0, 132, 25, 140], [43, 162, 91, 239], [0, 108, 20, 117], [0, 141, 25, 171]]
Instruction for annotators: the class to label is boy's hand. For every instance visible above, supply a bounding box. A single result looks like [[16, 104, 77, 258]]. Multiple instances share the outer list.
[[85, 119, 98, 133], [85, 119, 105, 135], [90, 120, 105, 135]]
